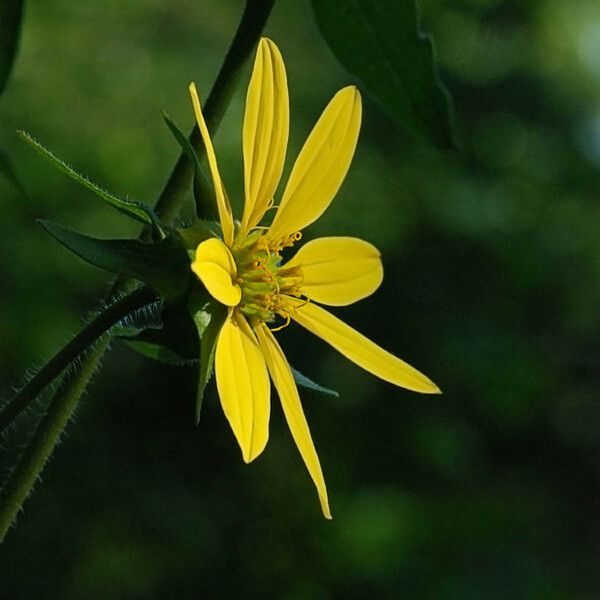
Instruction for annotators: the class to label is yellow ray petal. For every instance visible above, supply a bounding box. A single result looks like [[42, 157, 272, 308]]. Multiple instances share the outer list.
[[241, 38, 289, 234], [191, 238, 241, 306], [287, 299, 441, 394], [285, 236, 383, 306], [188, 82, 235, 246], [216, 312, 270, 462], [268, 86, 362, 241], [255, 324, 331, 519]]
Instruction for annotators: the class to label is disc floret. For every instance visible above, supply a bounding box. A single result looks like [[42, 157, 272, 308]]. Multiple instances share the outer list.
[[232, 231, 304, 324]]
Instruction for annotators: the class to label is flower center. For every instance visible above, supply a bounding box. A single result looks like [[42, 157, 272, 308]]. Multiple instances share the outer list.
[[232, 231, 304, 324]]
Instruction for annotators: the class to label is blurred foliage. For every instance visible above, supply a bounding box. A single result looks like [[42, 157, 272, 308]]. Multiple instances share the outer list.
[[0, 0, 25, 95], [1, 0, 599, 597]]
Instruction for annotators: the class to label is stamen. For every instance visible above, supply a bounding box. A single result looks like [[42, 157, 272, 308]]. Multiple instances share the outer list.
[[269, 313, 291, 332], [230, 230, 306, 325], [294, 295, 311, 309]]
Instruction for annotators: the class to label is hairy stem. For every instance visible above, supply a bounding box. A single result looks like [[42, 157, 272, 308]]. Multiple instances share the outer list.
[[0, 287, 158, 434], [0, 336, 110, 542]]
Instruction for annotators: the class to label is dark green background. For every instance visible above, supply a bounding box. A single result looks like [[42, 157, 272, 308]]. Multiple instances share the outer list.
[[1, 0, 599, 597]]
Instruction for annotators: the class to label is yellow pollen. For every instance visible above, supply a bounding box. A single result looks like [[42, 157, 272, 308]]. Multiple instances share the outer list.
[[231, 232, 304, 323]]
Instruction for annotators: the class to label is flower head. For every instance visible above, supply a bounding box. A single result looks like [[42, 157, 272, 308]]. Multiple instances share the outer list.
[[188, 38, 440, 519]]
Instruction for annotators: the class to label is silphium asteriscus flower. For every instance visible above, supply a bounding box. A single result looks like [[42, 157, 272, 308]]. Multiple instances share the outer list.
[[188, 37, 440, 519]]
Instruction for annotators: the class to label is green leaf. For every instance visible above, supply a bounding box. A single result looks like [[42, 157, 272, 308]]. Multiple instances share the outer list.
[[19, 131, 165, 232], [311, 0, 455, 149], [0, 0, 24, 95], [0, 147, 26, 196], [162, 111, 216, 220], [189, 293, 227, 423], [39, 220, 191, 298], [122, 339, 193, 366], [291, 367, 339, 398]]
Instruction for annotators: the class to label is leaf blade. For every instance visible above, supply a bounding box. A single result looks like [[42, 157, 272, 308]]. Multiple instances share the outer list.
[[122, 339, 193, 366], [39, 220, 190, 298], [19, 131, 164, 230], [311, 0, 455, 149], [291, 367, 339, 398]]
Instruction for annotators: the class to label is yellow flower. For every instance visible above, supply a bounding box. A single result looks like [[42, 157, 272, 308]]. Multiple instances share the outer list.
[[188, 38, 440, 519]]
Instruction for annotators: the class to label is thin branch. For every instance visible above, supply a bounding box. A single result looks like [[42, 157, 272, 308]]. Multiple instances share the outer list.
[[153, 0, 276, 224]]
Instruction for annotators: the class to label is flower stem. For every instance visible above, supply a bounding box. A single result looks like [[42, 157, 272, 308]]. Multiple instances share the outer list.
[[0, 286, 158, 434], [154, 0, 276, 224], [0, 0, 276, 539]]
